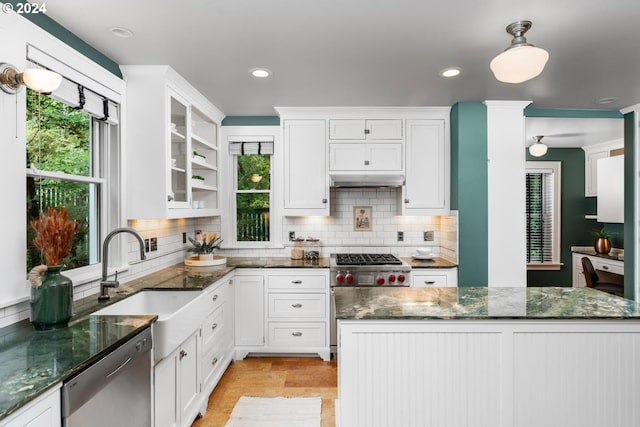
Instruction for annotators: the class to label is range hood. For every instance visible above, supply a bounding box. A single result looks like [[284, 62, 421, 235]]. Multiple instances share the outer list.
[[329, 172, 405, 188]]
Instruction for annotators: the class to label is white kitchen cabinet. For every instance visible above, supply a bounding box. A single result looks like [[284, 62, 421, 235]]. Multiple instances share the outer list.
[[411, 268, 458, 287], [597, 155, 624, 223], [329, 119, 403, 140], [582, 140, 623, 197], [234, 274, 265, 353], [282, 119, 329, 215], [0, 384, 60, 427], [402, 119, 449, 214], [329, 142, 403, 172], [154, 331, 200, 427], [122, 65, 224, 219], [572, 252, 623, 288]]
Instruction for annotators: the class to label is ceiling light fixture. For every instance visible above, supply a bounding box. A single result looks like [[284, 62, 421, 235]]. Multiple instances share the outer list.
[[439, 67, 462, 78], [490, 20, 549, 84], [595, 97, 618, 105], [528, 135, 548, 157], [249, 68, 271, 78], [0, 63, 62, 94], [110, 27, 134, 38]]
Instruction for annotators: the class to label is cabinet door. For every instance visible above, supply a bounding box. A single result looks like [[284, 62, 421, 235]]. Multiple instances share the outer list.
[[283, 120, 329, 214], [403, 119, 448, 213], [367, 143, 403, 171], [585, 150, 608, 197], [329, 143, 367, 171], [234, 275, 265, 346], [366, 119, 403, 140], [329, 119, 366, 140], [596, 155, 624, 223], [3, 385, 61, 427], [178, 333, 200, 426], [154, 355, 178, 427], [167, 89, 191, 209]]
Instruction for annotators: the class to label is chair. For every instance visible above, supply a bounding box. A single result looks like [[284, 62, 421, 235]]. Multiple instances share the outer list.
[[581, 257, 624, 297]]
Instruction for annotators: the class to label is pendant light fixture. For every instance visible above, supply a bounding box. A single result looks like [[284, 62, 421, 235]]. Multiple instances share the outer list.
[[490, 20, 549, 84], [529, 135, 548, 157]]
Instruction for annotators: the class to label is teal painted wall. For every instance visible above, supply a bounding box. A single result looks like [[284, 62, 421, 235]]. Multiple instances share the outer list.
[[624, 112, 635, 299], [450, 103, 488, 286], [526, 148, 594, 286], [221, 116, 280, 126], [8, 1, 121, 77], [524, 108, 623, 119]]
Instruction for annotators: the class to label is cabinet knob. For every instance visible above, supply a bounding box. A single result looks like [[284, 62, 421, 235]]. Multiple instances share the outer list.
[[291, 303, 303, 308], [212, 294, 218, 301], [404, 198, 410, 203], [179, 350, 187, 360], [364, 129, 370, 135], [291, 280, 303, 284], [364, 160, 370, 166], [292, 332, 303, 337], [602, 265, 609, 270], [211, 322, 218, 330], [167, 194, 174, 202], [322, 198, 327, 204], [211, 357, 218, 366]]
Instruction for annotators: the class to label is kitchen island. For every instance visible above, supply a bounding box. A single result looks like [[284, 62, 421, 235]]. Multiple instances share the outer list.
[[334, 287, 640, 427]]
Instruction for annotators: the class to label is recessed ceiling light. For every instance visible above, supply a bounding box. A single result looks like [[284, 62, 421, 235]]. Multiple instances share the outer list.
[[110, 27, 134, 38], [595, 97, 618, 105], [439, 67, 462, 78], [249, 68, 272, 78]]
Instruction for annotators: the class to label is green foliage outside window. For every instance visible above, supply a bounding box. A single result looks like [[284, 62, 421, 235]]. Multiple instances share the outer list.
[[236, 155, 270, 241]]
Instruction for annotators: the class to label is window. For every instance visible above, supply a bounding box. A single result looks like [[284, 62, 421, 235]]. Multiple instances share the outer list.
[[26, 75, 120, 274], [525, 161, 561, 269], [230, 139, 274, 245]]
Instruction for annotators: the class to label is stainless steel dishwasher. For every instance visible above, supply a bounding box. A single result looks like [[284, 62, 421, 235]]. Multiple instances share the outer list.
[[61, 327, 152, 427]]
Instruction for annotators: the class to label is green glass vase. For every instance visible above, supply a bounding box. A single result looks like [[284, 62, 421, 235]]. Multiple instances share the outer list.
[[30, 266, 73, 330]]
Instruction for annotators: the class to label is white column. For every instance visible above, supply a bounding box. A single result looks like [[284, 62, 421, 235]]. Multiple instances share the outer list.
[[484, 101, 531, 287], [620, 104, 639, 302]]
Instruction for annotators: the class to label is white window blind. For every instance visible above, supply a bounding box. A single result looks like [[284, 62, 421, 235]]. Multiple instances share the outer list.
[[526, 169, 554, 263]]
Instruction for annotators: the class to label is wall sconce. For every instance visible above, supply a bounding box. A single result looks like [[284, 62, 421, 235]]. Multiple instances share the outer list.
[[0, 63, 62, 94], [490, 20, 549, 84]]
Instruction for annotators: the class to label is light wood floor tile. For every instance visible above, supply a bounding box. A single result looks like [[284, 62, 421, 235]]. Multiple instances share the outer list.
[[192, 356, 337, 427]]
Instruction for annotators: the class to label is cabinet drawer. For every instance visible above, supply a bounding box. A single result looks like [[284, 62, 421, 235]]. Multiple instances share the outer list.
[[268, 322, 326, 347], [204, 283, 226, 312], [592, 258, 624, 275], [202, 304, 226, 349], [268, 293, 326, 319], [202, 344, 227, 388], [412, 274, 448, 287], [268, 275, 327, 290]]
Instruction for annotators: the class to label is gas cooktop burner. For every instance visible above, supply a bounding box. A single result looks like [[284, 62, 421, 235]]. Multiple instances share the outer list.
[[335, 253, 403, 266]]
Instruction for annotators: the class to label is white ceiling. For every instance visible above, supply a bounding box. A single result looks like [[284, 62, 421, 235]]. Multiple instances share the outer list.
[[525, 117, 623, 148], [44, 0, 640, 120]]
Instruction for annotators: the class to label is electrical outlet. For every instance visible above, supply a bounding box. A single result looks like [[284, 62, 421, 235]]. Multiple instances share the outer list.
[[150, 237, 158, 252], [424, 231, 434, 241], [289, 231, 296, 241], [195, 229, 202, 238], [182, 232, 187, 244], [144, 239, 150, 252], [397, 231, 404, 242]]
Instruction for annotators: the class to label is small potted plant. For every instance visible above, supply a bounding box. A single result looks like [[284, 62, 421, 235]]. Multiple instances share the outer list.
[[188, 232, 223, 261], [592, 227, 614, 254]]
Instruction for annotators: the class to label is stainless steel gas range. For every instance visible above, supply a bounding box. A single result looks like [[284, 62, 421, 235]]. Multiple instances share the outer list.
[[330, 253, 411, 355]]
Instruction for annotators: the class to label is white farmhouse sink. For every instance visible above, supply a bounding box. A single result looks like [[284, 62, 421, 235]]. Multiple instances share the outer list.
[[92, 290, 208, 361]]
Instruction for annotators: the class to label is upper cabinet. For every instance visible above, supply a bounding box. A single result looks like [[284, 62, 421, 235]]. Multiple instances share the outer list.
[[122, 66, 224, 219], [401, 119, 449, 214], [597, 154, 624, 223], [282, 119, 329, 215], [329, 119, 403, 140], [582, 139, 624, 197]]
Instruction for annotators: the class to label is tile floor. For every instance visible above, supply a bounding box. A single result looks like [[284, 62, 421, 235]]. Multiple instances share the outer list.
[[192, 356, 338, 427]]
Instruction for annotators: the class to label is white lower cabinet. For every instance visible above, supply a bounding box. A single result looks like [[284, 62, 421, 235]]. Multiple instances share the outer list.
[[154, 332, 200, 427], [411, 268, 458, 287], [235, 269, 330, 361], [1, 384, 60, 427], [572, 253, 624, 287]]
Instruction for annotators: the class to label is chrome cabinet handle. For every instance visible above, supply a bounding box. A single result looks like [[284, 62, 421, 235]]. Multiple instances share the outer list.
[[212, 294, 219, 301], [291, 280, 303, 284], [211, 357, 218, 366], [211, 322, 218, 330], [291, 303, 303, 308], [179, 350, 187, 360], [292, 332, 303, 337]]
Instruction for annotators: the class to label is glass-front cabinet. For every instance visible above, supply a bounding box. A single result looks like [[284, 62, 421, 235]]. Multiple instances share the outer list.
[[122, 66, 224, 219]]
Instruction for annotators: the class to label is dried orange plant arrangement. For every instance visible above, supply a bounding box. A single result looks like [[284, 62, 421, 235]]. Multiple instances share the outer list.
[[29, 207, 77, 287]]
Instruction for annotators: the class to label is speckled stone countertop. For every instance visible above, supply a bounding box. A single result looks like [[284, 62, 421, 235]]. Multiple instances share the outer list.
[[334, 286, 640, 320], [0, 315, 155, 421], [572, 248, 624, 262], [401, 256, 457, 268]]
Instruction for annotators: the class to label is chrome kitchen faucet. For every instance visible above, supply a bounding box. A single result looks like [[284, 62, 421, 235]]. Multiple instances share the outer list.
[[99, 227, 146, 300]]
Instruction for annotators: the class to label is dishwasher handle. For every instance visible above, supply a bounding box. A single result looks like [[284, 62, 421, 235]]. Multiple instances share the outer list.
[[61, 327, 152, 417]]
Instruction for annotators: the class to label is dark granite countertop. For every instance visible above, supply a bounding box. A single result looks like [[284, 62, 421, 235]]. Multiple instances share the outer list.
[[401, 256, 457, 268], [571, 249, 624, 262], [334, 286, 640, 320], [0, 315, 155, 421]]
